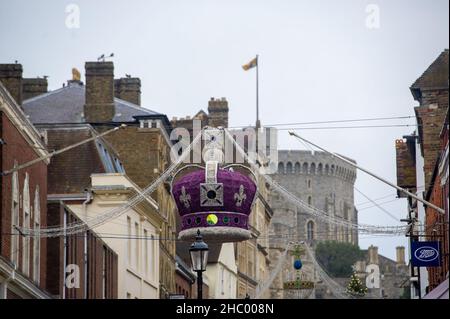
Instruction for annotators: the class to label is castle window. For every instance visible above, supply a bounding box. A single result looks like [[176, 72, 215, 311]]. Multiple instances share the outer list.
[[307, 221, 314, 240], [278, 162, 285, 174], [307, 180, 311, 188], [331, 165, 335, 175], [325, 164, 329, 175], [294, 162, 301, 174], [302, 163, 309, 174], [286, 162, 293, 174], [310, 163, 316, 174], [307, 196, 312, 205], [317, 163, 323, 175]]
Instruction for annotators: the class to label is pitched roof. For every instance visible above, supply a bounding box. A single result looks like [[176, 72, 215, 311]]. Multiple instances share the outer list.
[[22, 81, 163, 124], [45, 124, 125, 195], [411, 49, 449, 94]]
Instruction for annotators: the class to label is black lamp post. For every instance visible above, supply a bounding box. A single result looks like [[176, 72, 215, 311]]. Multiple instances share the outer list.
[[189, 229, 209, 299]]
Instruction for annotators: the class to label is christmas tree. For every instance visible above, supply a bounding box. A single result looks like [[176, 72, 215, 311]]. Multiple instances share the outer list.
[[346, 272, 368, 297]]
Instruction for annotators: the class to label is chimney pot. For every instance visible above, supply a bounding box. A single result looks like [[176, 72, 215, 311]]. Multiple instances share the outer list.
[[84, 61, 115, 123], [22, 78, 48, 100], [114, 77, 141, 106], [396, 246, 405, 265], [368, 245, 379, 265], [0, 63, 23, 105]]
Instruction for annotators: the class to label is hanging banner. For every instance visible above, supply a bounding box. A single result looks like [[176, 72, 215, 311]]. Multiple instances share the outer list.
[[411, 241, 441, 267]]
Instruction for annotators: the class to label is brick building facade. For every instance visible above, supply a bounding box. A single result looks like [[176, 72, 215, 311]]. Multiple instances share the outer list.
[[20, 61, 178, 298], [46, 201, 118, 299], [0, 76, 50, 298], [395, 49, 449, 298]]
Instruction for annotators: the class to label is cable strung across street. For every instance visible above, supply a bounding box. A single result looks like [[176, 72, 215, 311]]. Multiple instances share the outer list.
[[18, 127, 206, 237]]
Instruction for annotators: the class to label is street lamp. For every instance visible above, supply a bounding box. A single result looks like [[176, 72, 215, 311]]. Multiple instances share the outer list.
[[190, 229, 209, 299]]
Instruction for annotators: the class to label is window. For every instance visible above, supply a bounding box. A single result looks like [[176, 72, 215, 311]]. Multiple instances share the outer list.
[[114, 158, 125, 173], [286, 162, 293, 174], [302, 163, 309, 174], [150, 234, 155, 279], [247, 244, 255, 278], [23, 173, 31, 276], [127, 217, 132, 265], [307, 221, 314, 240], [317, 163, 323, 175], [294, 162, 301, 174], [307, 196, 312, 205], [144, 229, 149, 276], [135, 222, 139, 271], [33, 186, 41, 283], [278, 162, 284, 174], [307, 180, 311, 188], [310, 163, 316, 174], [97, 142, 115, 172], [11, 166, 20, 266]]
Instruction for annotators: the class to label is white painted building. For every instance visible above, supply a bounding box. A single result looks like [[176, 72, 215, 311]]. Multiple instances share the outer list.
[[68, 173, 164, 299], [205, 243, 238, 299]]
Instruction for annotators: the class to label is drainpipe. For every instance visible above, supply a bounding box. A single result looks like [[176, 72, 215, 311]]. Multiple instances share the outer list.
[[84, 231, 87, 299], [62, 210, 67, 299], [82, 189, 92, 220], [82, 189, 91, 299]]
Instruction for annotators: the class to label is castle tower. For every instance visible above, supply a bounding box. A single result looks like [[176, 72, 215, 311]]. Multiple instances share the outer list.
[[84, 61, 115, 123], [208, 97, 229, 128]]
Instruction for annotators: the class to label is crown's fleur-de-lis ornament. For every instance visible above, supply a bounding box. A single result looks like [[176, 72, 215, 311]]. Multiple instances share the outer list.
[[179, 186, 191, 208], [234, 185, 247, 207]]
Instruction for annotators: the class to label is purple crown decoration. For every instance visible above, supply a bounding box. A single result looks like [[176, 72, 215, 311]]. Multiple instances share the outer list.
[[171, 160, 257, 242]]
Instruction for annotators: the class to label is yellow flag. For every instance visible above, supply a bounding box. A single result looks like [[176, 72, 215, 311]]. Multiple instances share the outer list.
[[242, 57, 257, 71]]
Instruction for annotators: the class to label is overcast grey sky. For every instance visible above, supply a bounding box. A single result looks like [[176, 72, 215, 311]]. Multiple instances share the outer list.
[[1, 0, 448, 259]]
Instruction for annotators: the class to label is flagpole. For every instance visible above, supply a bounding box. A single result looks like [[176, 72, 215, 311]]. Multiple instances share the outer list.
[[256, 54, 260, 129]]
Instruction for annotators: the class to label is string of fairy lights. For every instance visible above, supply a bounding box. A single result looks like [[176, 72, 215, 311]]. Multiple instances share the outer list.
[[9, 125, 437, 238]]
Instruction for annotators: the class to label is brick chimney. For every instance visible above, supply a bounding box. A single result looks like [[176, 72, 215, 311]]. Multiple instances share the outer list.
[[23, 78, 48, 100], [0, 63, 23, 105], [114, 77, 141, 106], [208, 97, 229, 128], [368, 245, 379, 265], [396, 246, 405, 265], [84, 62, 115, 123]]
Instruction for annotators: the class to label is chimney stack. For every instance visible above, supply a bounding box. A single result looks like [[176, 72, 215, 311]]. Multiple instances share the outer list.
[[208, 97, 229, 128], [396, 246, 405, 265], [0, 64, 23, 105], [114, 77, 141, 106], [84, 62, 115, 123], [368, 245, 379, 265], [23, 78, 48, 100]]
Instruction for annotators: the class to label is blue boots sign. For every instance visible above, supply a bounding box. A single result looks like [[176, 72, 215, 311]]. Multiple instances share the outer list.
[[411, 241, 441, 267]]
